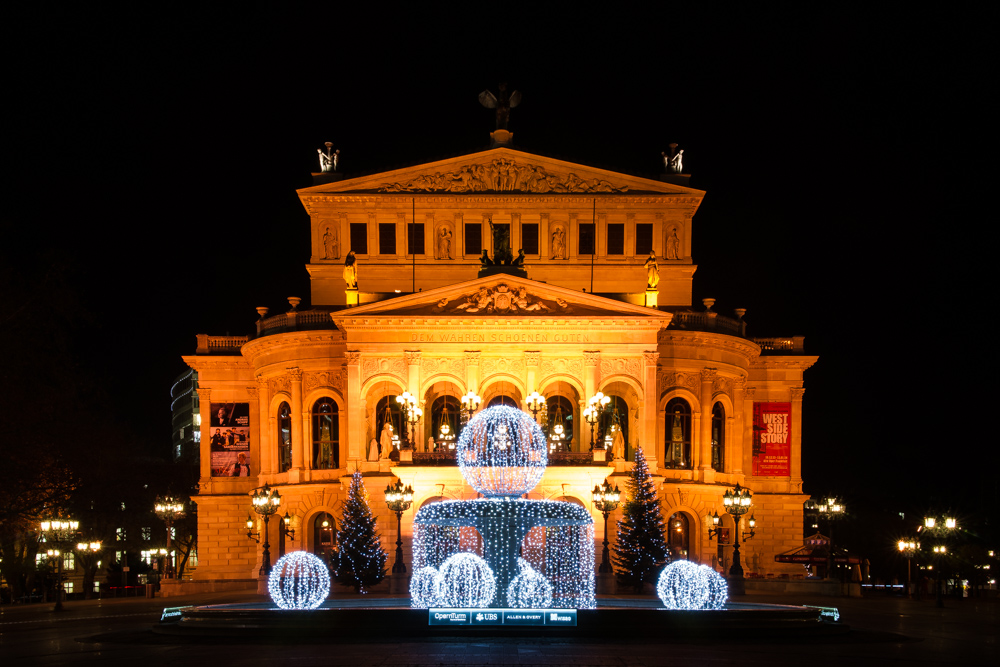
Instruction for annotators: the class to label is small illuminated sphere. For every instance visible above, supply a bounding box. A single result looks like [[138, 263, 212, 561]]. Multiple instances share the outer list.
[[657, 560, 728, 610], [409, 566, 440, 609], [268, 551, 331, 610], [435, 553, 497, 608], [457, 406, 548, 498], [506, 558, 554, 609]]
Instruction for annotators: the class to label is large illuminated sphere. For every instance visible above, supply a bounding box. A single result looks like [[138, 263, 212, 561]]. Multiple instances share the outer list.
[[457, 405, 548, 498], [268, 551, 331, 610], [656, 561, 728, 610], [435, 553, 497, 608], [506, 558, 554, 608], [409, 566, 440, 609]]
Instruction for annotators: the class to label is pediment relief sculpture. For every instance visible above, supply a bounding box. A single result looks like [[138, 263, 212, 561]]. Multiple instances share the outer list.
[[378, 158, 629, 194], [435, 283, 570, 315]]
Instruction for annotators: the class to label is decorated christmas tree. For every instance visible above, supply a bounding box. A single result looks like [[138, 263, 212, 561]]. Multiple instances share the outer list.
[[612, 446, 670, 591], [335, 470, 387, 593]]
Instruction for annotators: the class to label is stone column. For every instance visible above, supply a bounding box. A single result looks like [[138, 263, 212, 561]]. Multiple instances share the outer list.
[[288, 367, 305, 474], [642, 351, 659, 470], [247, 384, 260, 479], [583, 351, 600, 447], [255, 377, 272, 475], [197, 387, 212, 482], [698, 368, 717, 481], [524, 351, 541, 394], [789, 387, 805, 493], [404, 351, 421, 395], [742, 386, 756, 479], [731, 377, 746, 475], [465, 351, 481, 394], [346, 351, 363, 463]]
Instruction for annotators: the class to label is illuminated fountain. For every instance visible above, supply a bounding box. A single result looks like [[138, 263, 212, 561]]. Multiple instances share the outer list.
[[410, 405, 595, 608]]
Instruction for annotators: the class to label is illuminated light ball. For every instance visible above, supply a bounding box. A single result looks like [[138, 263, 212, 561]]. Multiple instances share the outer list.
[[506, 557, 554, 609], [409, 566, 440, 609], [657, 560, 712, 610], [702, 566, 728, 610], [268, 551, 330, 610], [435, 553, 497, 608], [457, 406, 548, 498]]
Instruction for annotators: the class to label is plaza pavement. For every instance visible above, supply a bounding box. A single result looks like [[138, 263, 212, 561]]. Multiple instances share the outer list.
[[0, 589, 995, 666]]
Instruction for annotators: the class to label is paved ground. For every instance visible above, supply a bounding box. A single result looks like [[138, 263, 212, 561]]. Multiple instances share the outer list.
[[0, 591, 996, 666]]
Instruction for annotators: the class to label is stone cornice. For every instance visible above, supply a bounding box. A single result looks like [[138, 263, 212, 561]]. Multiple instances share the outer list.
[[241, 331, 344, 358], [658, 331, 761, 359], [182, 355, 252, 372], [301, 194, 703, 207], [336, 317, 666, 330], [750, 355, 819, 371]]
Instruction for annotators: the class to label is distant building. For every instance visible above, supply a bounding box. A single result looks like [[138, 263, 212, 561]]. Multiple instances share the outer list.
[[170, 369, 200, 463], [184, 142, 816, 589]]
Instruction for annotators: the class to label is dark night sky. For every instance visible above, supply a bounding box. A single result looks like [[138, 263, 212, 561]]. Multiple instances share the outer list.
[[5, 6, 992, 517]]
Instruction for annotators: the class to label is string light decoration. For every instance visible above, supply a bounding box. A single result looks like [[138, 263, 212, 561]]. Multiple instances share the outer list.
[[507, 557, 554, 608], [656, 560, 729, 610], [335, 471, 387, 593], [412, 405, 595, 609], [435, 553, 497, 608], [268, 551, 330, 610], [409, 565, 441, 609], [457, 405, 547, 498]]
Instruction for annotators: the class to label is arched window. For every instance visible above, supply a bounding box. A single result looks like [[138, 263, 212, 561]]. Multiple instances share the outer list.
[[431, 395, 460, 451], [668, 512, 690, 559], [546, 396, 575, 452], [375, 396, 403, 456], [277, 402, 292, 473], [311, 398, 339, 469], [603, 395, 629, 459], [664, 398, 692, 469], [487, 394, 517, 408], [313, 513, 337, 563], [711, 402, 725, 472]]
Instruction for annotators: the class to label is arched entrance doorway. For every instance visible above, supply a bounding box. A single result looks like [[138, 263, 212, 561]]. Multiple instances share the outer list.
[[667, 512, 690, 560], [313, 512, 338, 564]]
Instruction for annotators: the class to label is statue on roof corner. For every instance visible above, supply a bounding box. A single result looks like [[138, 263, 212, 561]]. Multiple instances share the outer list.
[[343, 250, 358, 289], [661, 143, 684, 174], [318, 142, 339, 172], [644, 252, 659, 289], [479, 83, 521, 130]]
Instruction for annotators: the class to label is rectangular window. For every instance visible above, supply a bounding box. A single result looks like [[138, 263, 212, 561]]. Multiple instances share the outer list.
[[93, 582, 100, 592], [64, 582, 74, 594], [465, 223, 482, 255], [63, 552, 75, 570], [635, 223, 653, 255], [116, 528, 125, 542], [378, 223, 396, 255], [349, 222, 368, 255], [521, 224, 539, 255], [579, 223, 595, 255], [142, 527, 151, 541], [607, 223, 625, 255], [407, 223, 425, 255]]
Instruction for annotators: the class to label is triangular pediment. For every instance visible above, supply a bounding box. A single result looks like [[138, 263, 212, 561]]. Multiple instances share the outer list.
[[332, 274, 673, 322], [299, 147, 703, 197]]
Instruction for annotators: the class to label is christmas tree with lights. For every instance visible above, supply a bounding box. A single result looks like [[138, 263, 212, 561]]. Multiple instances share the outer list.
[[612, 446, 670, 591], [335, 471, 387, 593]]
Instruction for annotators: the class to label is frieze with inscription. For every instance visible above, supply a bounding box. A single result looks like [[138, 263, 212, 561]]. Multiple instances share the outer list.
[[408, 330, 590, 343], [378, 158, 629, 194]]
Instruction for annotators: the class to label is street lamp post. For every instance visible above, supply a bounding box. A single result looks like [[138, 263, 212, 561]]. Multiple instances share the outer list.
[[396, 392, 422, 449], [585, 392, 611, 450], [154, 496, 186, 579], [722, 483, 753, 595], [39, 518, 80, 612], [592, 481, 621, 573], [811, 496, 845, 580], [384, 481, 414, 574], [460, 391, 481, 430], [249, 484, 282, 576], [526, 391, 546, 423], [897, 539, 919, 599], [924, 516, 957, 608], [75, 541, 102, 599]]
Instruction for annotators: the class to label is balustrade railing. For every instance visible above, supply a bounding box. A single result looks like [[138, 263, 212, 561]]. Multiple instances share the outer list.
[[669, 311, 746, 337]]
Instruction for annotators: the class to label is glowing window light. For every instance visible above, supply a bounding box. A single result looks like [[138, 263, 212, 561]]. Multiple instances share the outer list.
[[656, 560, 728, 610], [435, 553, 496, 608], [268, 551, 330, 610]]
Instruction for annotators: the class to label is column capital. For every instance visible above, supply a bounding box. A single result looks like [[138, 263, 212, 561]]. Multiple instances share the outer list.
[[198, 387, 211, 402], [345, 350, 361, 365], [583, 350, 601, 367], [744, 386, 757, 400], [246, 385, 259, 400], [790, 387, 806, 400], [464, 350, 481, 366], [287, 366, 303, 381], [404, 350, 422, 365], [642, 350, 659, 367], [524, 351, 541, 367], [700, 367, 718, 382]]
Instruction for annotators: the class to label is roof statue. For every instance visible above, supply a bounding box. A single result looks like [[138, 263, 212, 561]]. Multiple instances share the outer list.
[[662, 143, 684, 174], [343, 250, 357, 289], [479, 82, 521, 130], [318, 141, 339, 172]]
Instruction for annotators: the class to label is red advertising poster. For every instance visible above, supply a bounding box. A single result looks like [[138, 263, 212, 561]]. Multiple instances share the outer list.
[[752, 402, 791, 477]]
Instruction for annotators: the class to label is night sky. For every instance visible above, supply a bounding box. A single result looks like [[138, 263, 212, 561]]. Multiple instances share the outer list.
[[6, 6, 990, 520]]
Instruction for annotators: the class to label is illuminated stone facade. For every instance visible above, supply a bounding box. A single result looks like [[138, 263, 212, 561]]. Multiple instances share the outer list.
[[185, 146, 817, 588]]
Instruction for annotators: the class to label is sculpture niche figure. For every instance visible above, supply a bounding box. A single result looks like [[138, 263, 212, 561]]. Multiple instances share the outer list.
[[343, 251, 358, 289], [437, 227, 453, 259], [665, 228, 681, 260], [478, 83, 522, 130], [323, 227, 338, 260], [643, 252, 659, 289], [551, 226, 566, 259]]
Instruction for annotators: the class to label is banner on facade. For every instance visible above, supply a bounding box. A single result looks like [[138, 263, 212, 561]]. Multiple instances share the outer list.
[[210, 402, 251, 477], [752, 402, 791, 477]]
